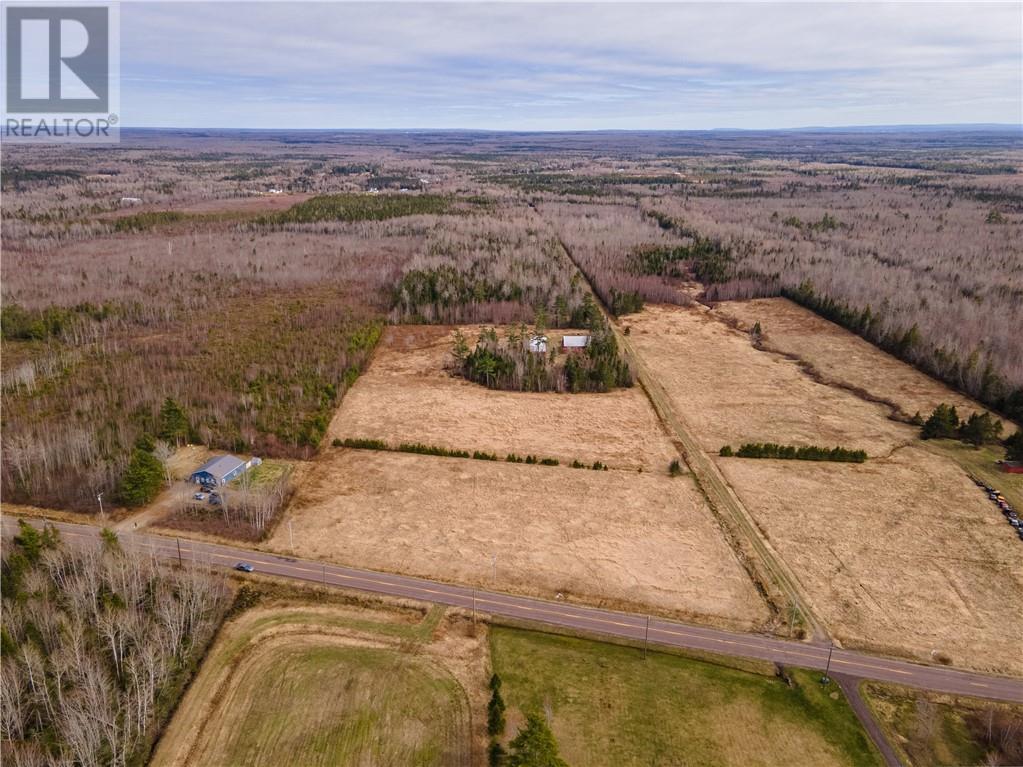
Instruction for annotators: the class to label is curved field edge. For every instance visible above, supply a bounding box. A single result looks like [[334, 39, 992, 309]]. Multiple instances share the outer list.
[[150, 604, 472, 767]]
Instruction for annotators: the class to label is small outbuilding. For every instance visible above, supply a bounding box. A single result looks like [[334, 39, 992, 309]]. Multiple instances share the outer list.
[[1001, 461, 1023, 474], [562, 335, 590, 352], [189, 454, 261, 486], [527, 335, 548, 354]]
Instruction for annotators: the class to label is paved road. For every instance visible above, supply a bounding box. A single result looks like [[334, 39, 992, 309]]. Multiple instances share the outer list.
[[835, 674, 904, 767], [6, 517, 1022, 705]]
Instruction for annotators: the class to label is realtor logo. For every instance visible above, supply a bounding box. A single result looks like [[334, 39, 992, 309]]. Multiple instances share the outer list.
[[6, 6, 108, 111], [3, 3, 119, 141]]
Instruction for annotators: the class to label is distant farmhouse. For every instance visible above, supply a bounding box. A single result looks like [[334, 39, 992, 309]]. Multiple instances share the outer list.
[[190, 454, 261, 486], [562, 335, 590, 352], [527, 334, 548, 354]]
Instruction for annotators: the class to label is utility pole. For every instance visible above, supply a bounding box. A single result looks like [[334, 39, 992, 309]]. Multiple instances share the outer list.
[[176, 538, 183, 566], [97, 492, 104, 519], [822, 644, 834, 684]]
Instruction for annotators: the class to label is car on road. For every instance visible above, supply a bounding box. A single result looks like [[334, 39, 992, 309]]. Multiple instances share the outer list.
[[234, 562, 254, 573]]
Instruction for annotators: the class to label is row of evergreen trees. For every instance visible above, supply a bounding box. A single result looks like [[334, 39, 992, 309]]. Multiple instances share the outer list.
[[721, 443, 867, 463]]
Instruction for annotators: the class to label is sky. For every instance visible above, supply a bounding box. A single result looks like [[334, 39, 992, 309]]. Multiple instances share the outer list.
[[120, 1, 1023, 130]]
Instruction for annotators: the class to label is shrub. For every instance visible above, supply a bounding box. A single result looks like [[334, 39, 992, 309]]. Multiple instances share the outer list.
[[668, 459, 683, 476], [719, 445, 734, 457], [331, 438, 343, 447], [539, 458, 559, 466]]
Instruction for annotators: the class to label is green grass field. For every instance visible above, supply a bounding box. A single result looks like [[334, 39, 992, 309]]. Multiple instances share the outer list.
[[216, 643, 464, 766], [927, 440, 1023, 512], [490, 626, 884, 767], [151, 602, 467, 767]]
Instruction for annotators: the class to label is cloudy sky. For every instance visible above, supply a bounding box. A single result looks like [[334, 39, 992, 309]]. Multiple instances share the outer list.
[[121, 1, 1022, 130]]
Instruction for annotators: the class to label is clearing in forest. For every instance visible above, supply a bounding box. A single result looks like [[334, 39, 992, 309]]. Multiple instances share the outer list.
[[272, 449, 769, 630], [327, 325, 679, 472]]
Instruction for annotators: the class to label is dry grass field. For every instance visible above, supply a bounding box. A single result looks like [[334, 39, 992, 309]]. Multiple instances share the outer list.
[[152, 602, 484, 767], [271, 449, 769, 629], [718, 446, 1023, 674], [715, 298, 1011, 429], [327, 325, 679, 471], [625, 304, 915, 456]]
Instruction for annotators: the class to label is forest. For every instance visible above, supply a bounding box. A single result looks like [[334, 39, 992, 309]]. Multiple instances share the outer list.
[[1, 522, 231, 767], [1, 129, 1020, 512]]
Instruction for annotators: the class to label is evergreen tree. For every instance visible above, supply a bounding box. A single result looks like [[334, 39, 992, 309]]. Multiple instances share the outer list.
[[507, 713, 568, 767], [117, 448, 165, 506], [959, 412, 1003, 446], [158, 397, 189, 446], [1005, 431, 1023, 462], [921, 404, 960, 440]]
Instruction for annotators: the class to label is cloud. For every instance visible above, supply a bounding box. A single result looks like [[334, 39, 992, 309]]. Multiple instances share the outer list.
[[119, 1, 1022, 129]]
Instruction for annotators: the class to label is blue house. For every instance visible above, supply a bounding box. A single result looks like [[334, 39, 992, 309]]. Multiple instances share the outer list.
[[189, 454, 254, 486]]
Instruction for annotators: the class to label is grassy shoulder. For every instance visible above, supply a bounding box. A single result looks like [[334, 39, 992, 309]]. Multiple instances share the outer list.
[[926, 439, 1023, 511], [490, 626, 884, 767], [862, 682, 1023, 766]]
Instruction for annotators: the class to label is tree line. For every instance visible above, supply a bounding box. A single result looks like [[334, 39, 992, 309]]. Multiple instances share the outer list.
[[720, 443, 868, 463]]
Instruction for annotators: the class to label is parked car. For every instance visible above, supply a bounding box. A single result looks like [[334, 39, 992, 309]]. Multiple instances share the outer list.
[[234, 562, 254, 573], [193, 492, 207, 501]]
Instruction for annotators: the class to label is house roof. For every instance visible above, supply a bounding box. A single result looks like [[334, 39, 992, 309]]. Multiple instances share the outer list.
[[192, 454, 246, 480], [562, 335, 590, 347]]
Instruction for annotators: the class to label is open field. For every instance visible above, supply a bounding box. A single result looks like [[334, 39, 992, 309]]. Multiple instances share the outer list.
[[328, 324, 679, 471], [152, 600, 484, 767], [625, 304, 915, 456], [718, 446, 1023, 674], [490, 625, 884, 767], [271, 449, 769, 629], [715, 297, 1013, 429], [862, 682, 1023, 767]]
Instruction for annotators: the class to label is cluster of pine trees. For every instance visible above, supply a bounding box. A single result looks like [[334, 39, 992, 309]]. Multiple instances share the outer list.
[[917, 404, 1004, 446], [456, 298, 632, 394]]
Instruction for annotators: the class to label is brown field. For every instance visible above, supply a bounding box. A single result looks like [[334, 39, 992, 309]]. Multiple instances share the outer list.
[[715, 297, 1012, 429], [625, 303, 915, 456], [718, 446, 1023, 674], [271, 449, 769, 629], [328, 325, 679, 471]]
